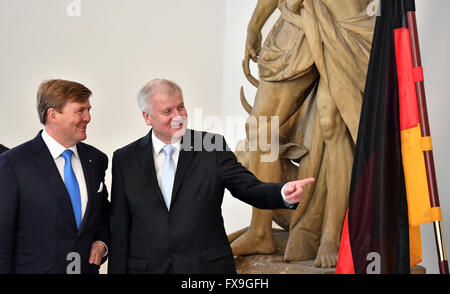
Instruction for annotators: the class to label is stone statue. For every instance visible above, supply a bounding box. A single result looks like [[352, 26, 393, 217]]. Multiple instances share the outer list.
[[229, 0, 375, 268]]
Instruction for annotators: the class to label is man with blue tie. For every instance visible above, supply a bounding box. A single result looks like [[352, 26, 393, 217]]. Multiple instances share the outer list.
[[0, 79, 110, 274], [108, 79, 314, 274]]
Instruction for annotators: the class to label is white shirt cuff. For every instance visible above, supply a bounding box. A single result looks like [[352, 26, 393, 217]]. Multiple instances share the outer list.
[[95, 240, 108, 257], [281, 183, 295, 208]]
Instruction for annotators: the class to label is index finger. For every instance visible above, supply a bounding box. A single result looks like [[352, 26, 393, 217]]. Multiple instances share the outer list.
[[298, 177, 315, 186]]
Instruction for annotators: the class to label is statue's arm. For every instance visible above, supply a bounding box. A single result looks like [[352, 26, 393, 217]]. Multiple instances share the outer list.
[[246, 0, 278, 62], [248, 0, 278, 32]]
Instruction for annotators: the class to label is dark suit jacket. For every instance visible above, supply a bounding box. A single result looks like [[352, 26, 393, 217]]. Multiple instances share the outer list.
[[109, 129, 289, 274], [0, 144, 8, 155], [0, 132, 110, 274]]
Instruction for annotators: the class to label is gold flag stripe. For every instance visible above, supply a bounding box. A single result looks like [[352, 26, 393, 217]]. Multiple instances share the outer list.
[[421, 136, 433, 151], [401, 125, 440, 226], [410, 226, 422, 267], [431, 207, 442, 222]]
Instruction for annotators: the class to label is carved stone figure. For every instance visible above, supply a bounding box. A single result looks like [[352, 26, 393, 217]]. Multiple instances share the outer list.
[[229, 0, 375, 268]]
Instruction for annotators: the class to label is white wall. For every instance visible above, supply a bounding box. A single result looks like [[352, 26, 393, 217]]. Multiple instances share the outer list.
[[0, 0, 449, 274], [414, 0, 450, 274], [220, 0, 258, 238], [0, 0, 225, 155]]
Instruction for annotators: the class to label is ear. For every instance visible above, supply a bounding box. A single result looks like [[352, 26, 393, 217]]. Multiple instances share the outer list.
[[47, 108, 58, 123], [142, 112, 152, 126]]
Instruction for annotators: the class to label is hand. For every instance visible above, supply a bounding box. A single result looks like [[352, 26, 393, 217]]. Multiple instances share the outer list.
[[89, 241, 106, 265], [282, 178, 315, 203], [245, 28, 262, 63]]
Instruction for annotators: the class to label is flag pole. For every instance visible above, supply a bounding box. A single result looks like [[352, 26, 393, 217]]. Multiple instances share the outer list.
[[406, 11, 449, 274]]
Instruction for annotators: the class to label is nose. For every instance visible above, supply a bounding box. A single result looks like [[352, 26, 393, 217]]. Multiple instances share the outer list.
[[170, 110, 184, 122], [83, 110, 91, 123]]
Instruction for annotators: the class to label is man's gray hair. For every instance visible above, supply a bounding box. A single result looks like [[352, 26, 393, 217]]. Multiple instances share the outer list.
[[137, 79, 183, 114]]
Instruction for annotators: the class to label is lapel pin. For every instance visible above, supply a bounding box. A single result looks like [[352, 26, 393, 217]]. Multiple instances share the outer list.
[[89, 159, 93, 163]]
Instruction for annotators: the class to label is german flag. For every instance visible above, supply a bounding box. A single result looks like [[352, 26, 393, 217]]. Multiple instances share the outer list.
[[336, 0, 443, 274]]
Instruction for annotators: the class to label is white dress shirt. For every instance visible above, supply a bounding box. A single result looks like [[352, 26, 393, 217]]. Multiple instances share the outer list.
[[151, 132, 181, 188], [42, 129, 88, 219]]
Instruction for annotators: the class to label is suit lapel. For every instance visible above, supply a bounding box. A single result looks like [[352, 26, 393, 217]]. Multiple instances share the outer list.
[[137, 130, 167, 210], [77, 144, 94, 235], [32, 132, 78, 232], [171, 129, 195, 205], [138, 129, 196, 210]]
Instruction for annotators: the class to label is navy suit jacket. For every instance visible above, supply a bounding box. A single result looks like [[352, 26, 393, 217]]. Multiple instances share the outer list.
[[109, 129, 289, 274], [0, 144, 8, 155], [0, 132, 110, 274]]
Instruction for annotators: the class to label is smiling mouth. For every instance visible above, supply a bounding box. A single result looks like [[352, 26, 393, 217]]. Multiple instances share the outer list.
[[170, 117, 187, 129], [170, 122, 183, 129]]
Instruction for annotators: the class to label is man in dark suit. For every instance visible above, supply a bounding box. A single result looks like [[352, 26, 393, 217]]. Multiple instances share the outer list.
[[0, 144, 8, 155], [109, 79, 314, 274], [0, 79, 110, 274]]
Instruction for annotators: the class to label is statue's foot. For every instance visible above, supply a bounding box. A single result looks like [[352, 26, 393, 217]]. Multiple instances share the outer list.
[[284, 228, 319, 261], [313, 240, 339, 268], [231, 229, 276, 256], [228, 227, 249, 243]]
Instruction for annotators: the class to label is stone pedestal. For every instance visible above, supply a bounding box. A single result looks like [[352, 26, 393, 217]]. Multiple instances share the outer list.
[[235, 254, 426, 274], [235, 254, 335, 274], [234, 231, 426, 274]]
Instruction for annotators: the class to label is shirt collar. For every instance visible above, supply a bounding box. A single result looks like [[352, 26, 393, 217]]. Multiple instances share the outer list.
[[151, 131, 181, 156], [42, 128, 79, 160]]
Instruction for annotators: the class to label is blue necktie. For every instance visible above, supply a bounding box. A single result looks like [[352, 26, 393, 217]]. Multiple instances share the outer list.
[[161, 145, 175, 210], [61, 149, 82, 230]]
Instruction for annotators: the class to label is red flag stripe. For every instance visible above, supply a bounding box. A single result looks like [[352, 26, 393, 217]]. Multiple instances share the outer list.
[[336, 210, 355, 274], [394, 27, 420, 131], [412, 66, 424, 82]]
